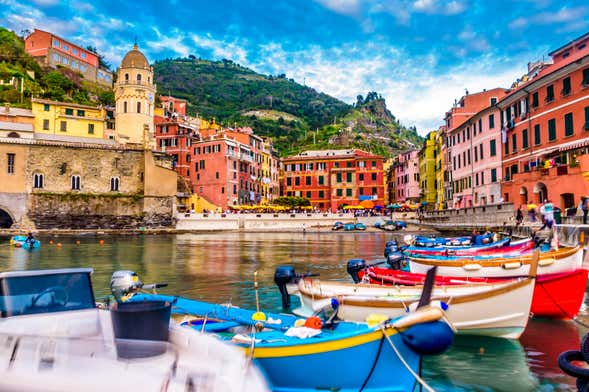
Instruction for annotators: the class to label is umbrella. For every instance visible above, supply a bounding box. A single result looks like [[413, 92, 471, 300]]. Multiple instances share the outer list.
[[386, 204, 401, 209], [343, 205, 364, 210], [360, 200, 375, 209], [527, 203, 538, 211]]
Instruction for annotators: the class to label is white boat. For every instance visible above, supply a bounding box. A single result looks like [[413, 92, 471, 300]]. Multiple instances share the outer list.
[[288, 276, 535, 339], [408, 245, 583, 278], [0, 268, 268, 392]]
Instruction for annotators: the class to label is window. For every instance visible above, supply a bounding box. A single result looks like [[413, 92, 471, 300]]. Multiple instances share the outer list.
[[489, 139, 496, 156], [372, 161, 376, 168], [532, 92, 539, 108], [481, 172, 485, 185], [504, 138, 509, 155], [137, 74, 142, 82], [125, 73, 129, 81], [489, 114, 495, 129], [216, 172, 220, 179], [65, 108, 74, 115], [306, 176, 311, 185], [474, 147, 478, 162], [77, 110, 85, 117], [43, 104, 50, 112], [286, 177, 292, 186], [7, 153, 15, 174], [80, 52, 86, 59], [511, 133, 517, 153], [346, 188, 352, 197], [62, 44, 69, 51], [479, 144, 483, 160], [548, 118, 556, 141], [33, 173, 44, 188], [534, 124, 541, 145], [110, 177, 119, 191], [336, 173, 342, 183], [72, 48, 78, 56], [319, 190, 324, 198], [479, 119, 482, 134], [60, 121, 67, 132], [52, 53, 59, 61], [565, 113, 574, 137], [295, 177, 300, 186], [52, 39, 60, 47], [71, 175, 81, 190], [42, 119, 49, 130], [137, 102, 141, 113], [88, 124, 94, 134], [562, 77, 571, 96], [522, 129, 528, 149], [359, 173, 364, 181], [80, 64, 86, 72], [306, 191, 311, 198], [491, 168, 497, 183], [546, 85, 554, 103], [336, 189, 343, 197], [490, 97, 497, 105], [371, 173, 377, 181], [346, 161, 353, 168], [346, 172, 352, 182], [318, 176, 324, 185], [123, 101, 127, 113], [585, 106, 589, 131], [583, 68, 589, 86]]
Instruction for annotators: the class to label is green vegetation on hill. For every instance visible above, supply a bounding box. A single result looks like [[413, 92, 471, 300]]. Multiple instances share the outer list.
[[154, 58, 423, 157], [0, 28, 113, 108]]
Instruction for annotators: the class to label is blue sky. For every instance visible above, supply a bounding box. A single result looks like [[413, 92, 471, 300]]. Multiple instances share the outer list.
[[2, 0, 589, 133]]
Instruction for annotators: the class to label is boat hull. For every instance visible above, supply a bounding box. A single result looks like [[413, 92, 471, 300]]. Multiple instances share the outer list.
[[9, 235, 40, 249], [532, 269, 589, 318], [293, 278, 534, 339]]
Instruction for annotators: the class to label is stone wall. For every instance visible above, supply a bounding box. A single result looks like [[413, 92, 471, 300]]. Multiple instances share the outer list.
[[418, 203, 516, 229]]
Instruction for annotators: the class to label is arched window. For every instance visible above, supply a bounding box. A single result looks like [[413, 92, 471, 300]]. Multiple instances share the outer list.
[[71, 175, 81, 190], [110, 177, 120, 191], [123, 101, 128, 113], [137, 102, 141, 113], [33, 173, 44, 189], [124, 73, 129, 81], [137, 74, 141, 82]]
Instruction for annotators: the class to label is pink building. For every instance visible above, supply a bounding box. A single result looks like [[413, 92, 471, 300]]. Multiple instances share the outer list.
[[391, 150, 420, 202], [444, 89, 508, 208]]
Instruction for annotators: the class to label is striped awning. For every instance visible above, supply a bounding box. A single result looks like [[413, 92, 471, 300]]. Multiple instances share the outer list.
[[558, 137, 589, 152]]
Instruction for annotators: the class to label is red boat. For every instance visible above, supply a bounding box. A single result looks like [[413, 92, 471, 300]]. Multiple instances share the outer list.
[[405, 238, 535, 257], [359, 266, 589, 318]]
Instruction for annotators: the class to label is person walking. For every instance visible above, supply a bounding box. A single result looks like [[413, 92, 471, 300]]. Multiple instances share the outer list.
[[540, 200, 554, 224], [516, 206, 523, 225], [582, 197, 589, 225]]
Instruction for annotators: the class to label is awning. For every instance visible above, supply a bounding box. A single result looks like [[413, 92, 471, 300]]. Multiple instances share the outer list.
[[558, 137, 589, 152]]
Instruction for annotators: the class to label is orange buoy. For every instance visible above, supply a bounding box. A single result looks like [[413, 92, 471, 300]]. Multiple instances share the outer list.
[[99, 239, 105, 245], [56, 243, 62, 247], [49, 240, 54, 244], [75, 240, 80, 245], [14, 243, 21, 248], [304, 316, 323, 330]]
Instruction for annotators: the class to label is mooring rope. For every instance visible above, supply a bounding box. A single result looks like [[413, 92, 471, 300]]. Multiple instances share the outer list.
[[379, 325, 436, 392]]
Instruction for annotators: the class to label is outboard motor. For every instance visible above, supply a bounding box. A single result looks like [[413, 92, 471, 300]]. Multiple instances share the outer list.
[[110, 270, 143, 300], [274, 266, 296, 309], [346, 259, 367, 283], [387, 252, 404, 270], [384, 244, 399, 257], [385, 240, 398, 248]]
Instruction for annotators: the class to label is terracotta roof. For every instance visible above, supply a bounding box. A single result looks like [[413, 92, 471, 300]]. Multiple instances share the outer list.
[[121, 44, 150, 69]]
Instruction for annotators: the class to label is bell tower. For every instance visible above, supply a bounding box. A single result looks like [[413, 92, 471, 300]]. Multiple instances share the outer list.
[[115, 43, 156, 148]]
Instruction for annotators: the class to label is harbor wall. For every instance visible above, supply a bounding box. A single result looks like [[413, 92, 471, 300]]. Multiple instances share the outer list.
[[417, 203, 516, 230]]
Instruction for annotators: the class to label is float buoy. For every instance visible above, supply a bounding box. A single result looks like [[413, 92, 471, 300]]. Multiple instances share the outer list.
[[75, 240, 80, 245], [56, 243, 62, 247], [304, 316, 323, 329], [49, 240, 54, 244], [99, 240, 105, 245]]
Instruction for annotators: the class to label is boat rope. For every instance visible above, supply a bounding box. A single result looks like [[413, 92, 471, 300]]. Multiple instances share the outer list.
[[379, 325, 436, 392], [537, 281, 589, 329], [358, 335, 385, 391]]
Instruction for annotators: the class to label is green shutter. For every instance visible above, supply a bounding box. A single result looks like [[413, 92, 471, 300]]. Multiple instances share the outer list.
[[565, 113, 574, 136], [534, 124, 541, 145], [548, 119, 556, 141]]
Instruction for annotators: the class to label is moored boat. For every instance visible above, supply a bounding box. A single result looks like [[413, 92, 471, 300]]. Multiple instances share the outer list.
[[404, 238, 533, 257], [9, 235, 41, 249]]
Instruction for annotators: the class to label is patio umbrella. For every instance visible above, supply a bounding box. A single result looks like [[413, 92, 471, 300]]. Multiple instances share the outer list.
[[360, 200, 375, 209]]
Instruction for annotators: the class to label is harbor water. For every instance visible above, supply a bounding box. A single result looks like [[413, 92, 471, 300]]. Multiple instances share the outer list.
[[0, 231, 583, 391]]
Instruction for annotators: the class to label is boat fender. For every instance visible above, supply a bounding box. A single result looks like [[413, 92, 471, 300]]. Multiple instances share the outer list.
[[558, 350, 589, 379], [294, 319, 306, 327], [538, 258, 555, 267], [252, 312, 267, 322], [401, 321, 454, 355], [502, 262, 522, 269], [274, 265, 296, 309], [346, 259, 367, 283], [463, 264, 482, 271], [407, 301, 449, 313], [304, 316, 323, 329], [461, 240, 471, 245]]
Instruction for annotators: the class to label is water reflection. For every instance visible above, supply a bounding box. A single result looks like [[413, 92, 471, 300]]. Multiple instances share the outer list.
[[0, 232, 584, 390]]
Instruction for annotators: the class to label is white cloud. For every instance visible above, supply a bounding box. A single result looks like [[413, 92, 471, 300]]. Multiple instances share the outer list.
[[190, 34, 249, 64], [314, 0, 360, 16], [510, 5, 589, 30], [413, 0, 466, 15]]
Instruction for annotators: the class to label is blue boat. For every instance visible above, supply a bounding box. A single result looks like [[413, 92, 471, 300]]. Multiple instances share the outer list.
[[117, 270, 454, 392], [355, 222, 367, 231], [10, 235, 40, 249], [343, 222, 356, 231], [332, 221, 344, 231]]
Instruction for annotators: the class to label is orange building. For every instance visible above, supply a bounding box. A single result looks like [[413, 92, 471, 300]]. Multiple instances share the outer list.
[[24, 29, 112, 86], [498, 32, 589, 211], [282, 149, 385, 212]]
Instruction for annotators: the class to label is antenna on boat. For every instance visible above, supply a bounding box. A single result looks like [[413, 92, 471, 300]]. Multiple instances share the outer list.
[[254, 271, 260, 313], [416, 267, 436, 309], [252, 271, 267, 326]]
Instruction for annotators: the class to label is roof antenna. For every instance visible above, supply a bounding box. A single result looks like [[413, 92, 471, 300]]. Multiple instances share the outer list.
[[134, 36, 138, 49]]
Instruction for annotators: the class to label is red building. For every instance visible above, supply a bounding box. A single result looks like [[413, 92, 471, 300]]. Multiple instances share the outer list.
[[498, 33, 589, 211], [282, 149, 385, 212], [24, 29, 112, 86]]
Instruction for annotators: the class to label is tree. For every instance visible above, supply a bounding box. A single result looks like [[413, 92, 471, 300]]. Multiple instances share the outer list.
[[86, 45, 111, 71]]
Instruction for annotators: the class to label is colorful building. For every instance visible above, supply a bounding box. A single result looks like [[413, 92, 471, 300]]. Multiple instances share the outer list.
[[434, 127, 446, 209], [444, 88, 508, 208], [419, 132, 437, 207], [498, 32, 589, 211], [282, 149, 385, 212], [390, 150, 420, 203], [0, 104, 34, 139], [31, 98, 106, 139], [24, 29, 112, 87]]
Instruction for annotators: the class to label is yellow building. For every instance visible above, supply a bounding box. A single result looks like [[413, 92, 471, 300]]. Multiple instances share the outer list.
[[383, 158, 393, 205], [434, 128, 445, 210], [115, 44, 156, 147], [419, 132, 437, 207], [32, 98, 106, 139]]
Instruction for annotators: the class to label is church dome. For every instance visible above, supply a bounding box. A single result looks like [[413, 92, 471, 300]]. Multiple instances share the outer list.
[[121, 44, 149, 69]]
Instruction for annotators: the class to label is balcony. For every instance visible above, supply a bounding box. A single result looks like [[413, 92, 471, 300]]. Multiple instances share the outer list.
[[240, 153, 253, 162]]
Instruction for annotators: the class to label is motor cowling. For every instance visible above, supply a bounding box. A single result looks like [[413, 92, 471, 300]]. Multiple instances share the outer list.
[[274, 266, 296, 309], [387, 253, 404, 270], [385, 240, 398, 248], [111, 270, 143, 300], [346, 259, 367, 283], [384, 245, 399, 257]]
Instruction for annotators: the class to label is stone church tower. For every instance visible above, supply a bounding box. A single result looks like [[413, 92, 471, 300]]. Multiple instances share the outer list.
[[115, 44, 156, 148]]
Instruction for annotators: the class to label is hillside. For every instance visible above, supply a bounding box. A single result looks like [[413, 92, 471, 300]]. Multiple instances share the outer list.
[[154, 58, 422, 157], [0, 28, 113, 108]]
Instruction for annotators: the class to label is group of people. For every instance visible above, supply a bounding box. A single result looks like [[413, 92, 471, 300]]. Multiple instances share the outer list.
[[516, 199, 555, 227]]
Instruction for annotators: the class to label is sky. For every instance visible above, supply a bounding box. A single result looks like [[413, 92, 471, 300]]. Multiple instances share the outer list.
[[2, 0, 589, 134]]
